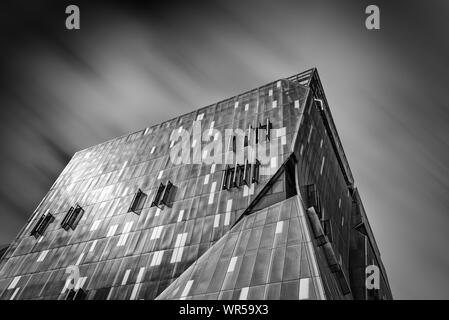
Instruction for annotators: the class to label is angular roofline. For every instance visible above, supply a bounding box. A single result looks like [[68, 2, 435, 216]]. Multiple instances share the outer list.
[[308, 68, 355, 186], [73, 68, 316, 156]]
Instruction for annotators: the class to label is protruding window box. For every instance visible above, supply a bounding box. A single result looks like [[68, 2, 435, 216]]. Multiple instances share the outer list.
[[30, 211, 55, 239], [65, 288, 87, 300], [335, 269, 351, 295], [323, 242, 340, 273], [222, 159, 260, 191], [159, 181, 174, 206], [322, 219, 333, 243], [151, 181, 174, 207], [151, 183, 165, 207], [306, 207, 327, 246], [258, 119, 273, 141], [305, 184, 322, 218], [251, 159, 260, 184], [61, 205, 85, 231], [128, 189, 147, 213]]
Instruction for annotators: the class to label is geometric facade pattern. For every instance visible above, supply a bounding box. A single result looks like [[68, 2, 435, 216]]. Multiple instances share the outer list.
[[0, 68, 392, 300], [156, 196, 325, 300]]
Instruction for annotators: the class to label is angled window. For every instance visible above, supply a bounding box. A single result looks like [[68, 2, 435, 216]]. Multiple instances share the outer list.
[[227, 167, 235, 189], [266, 119, 272, 140], [159, 181, 174, 206], [223, 159, 260, 191], [251, 159, 260, 184], [235, 164, 245, 187], [30, 211, 55, 239], [232, 164, 240, 188], [306, 207, 327, 247], [305, 184, 322, 218], [65, 288, 86, 300], [259, 119, 273, 141], [322, 219, 333, 243], [151, 183, 165, 207], [323, 242, 340, 273], [221, 165, 229, 190], [242, 160, 250, 186], [222, 165, 234, 190], [335, 269, 351, 296], [61, 205, 85, 231], [128, 189, 147, 213], [244, 125, 252, 147]]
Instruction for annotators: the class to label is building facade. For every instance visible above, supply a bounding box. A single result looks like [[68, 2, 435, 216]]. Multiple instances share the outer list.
[[0, 68, 392, 300]]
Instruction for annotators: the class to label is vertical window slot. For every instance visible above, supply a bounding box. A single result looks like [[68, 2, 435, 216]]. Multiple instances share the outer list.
[[160, 181, 173, 206], [151, 183, 165, 207]]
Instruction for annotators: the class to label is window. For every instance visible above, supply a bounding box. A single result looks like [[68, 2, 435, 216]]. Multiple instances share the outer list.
[[223, 165, 237, 190], [258, 118, 273, 141], [213, 214, 220, 228], [275, 221, 284, 234], [61, 205, 85, 231], [151, 183, 165, 207], [8, 276, 21, 290], [242, 160, 250, 186], [37, 250, 49, 262], [90, 220, 101, 232], [208, 182, 217, 204], [171, 233, 188, 263], [150, 226, 164, 240], [305, 184, 322, 218], [151, 181, 174, 207], [221, 165, 232, 190], [244, 125, 252, 147], [233, 164, 244, 188], [335, 269, 351, 295], [251, 160, 260, 184], [306, 207, 326, 246], [65, 288, 86, 300], [239, 287, 249, 300], [30, 210, 55, 239], [150, 250, 164, 266], [160, 181, 173, 206], [299, 278, 311, 300], [227, 256, 238, 273], [322, 219, 333, 243], [181, 280, 194, 299], [107, 224, 118, 237], [250, 119, 273, 143], [222, 160, 260, 191], [323, 242, 340, 273]]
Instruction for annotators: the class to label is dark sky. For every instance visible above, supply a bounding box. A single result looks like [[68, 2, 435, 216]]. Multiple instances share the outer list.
[[1, 0, 448, 299]]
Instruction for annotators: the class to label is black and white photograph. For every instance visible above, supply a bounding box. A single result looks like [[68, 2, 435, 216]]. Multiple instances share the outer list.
[[0, 0, 448, 309]]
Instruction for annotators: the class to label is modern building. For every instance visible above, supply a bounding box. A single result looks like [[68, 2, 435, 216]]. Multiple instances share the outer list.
[[0, 68, 392, 300]]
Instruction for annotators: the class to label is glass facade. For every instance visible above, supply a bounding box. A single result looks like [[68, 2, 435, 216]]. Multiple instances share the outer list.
[[0, 68, 392, 300]]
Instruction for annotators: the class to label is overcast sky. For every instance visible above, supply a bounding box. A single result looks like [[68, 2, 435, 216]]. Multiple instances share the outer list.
[[1, 0, 448, 299]]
